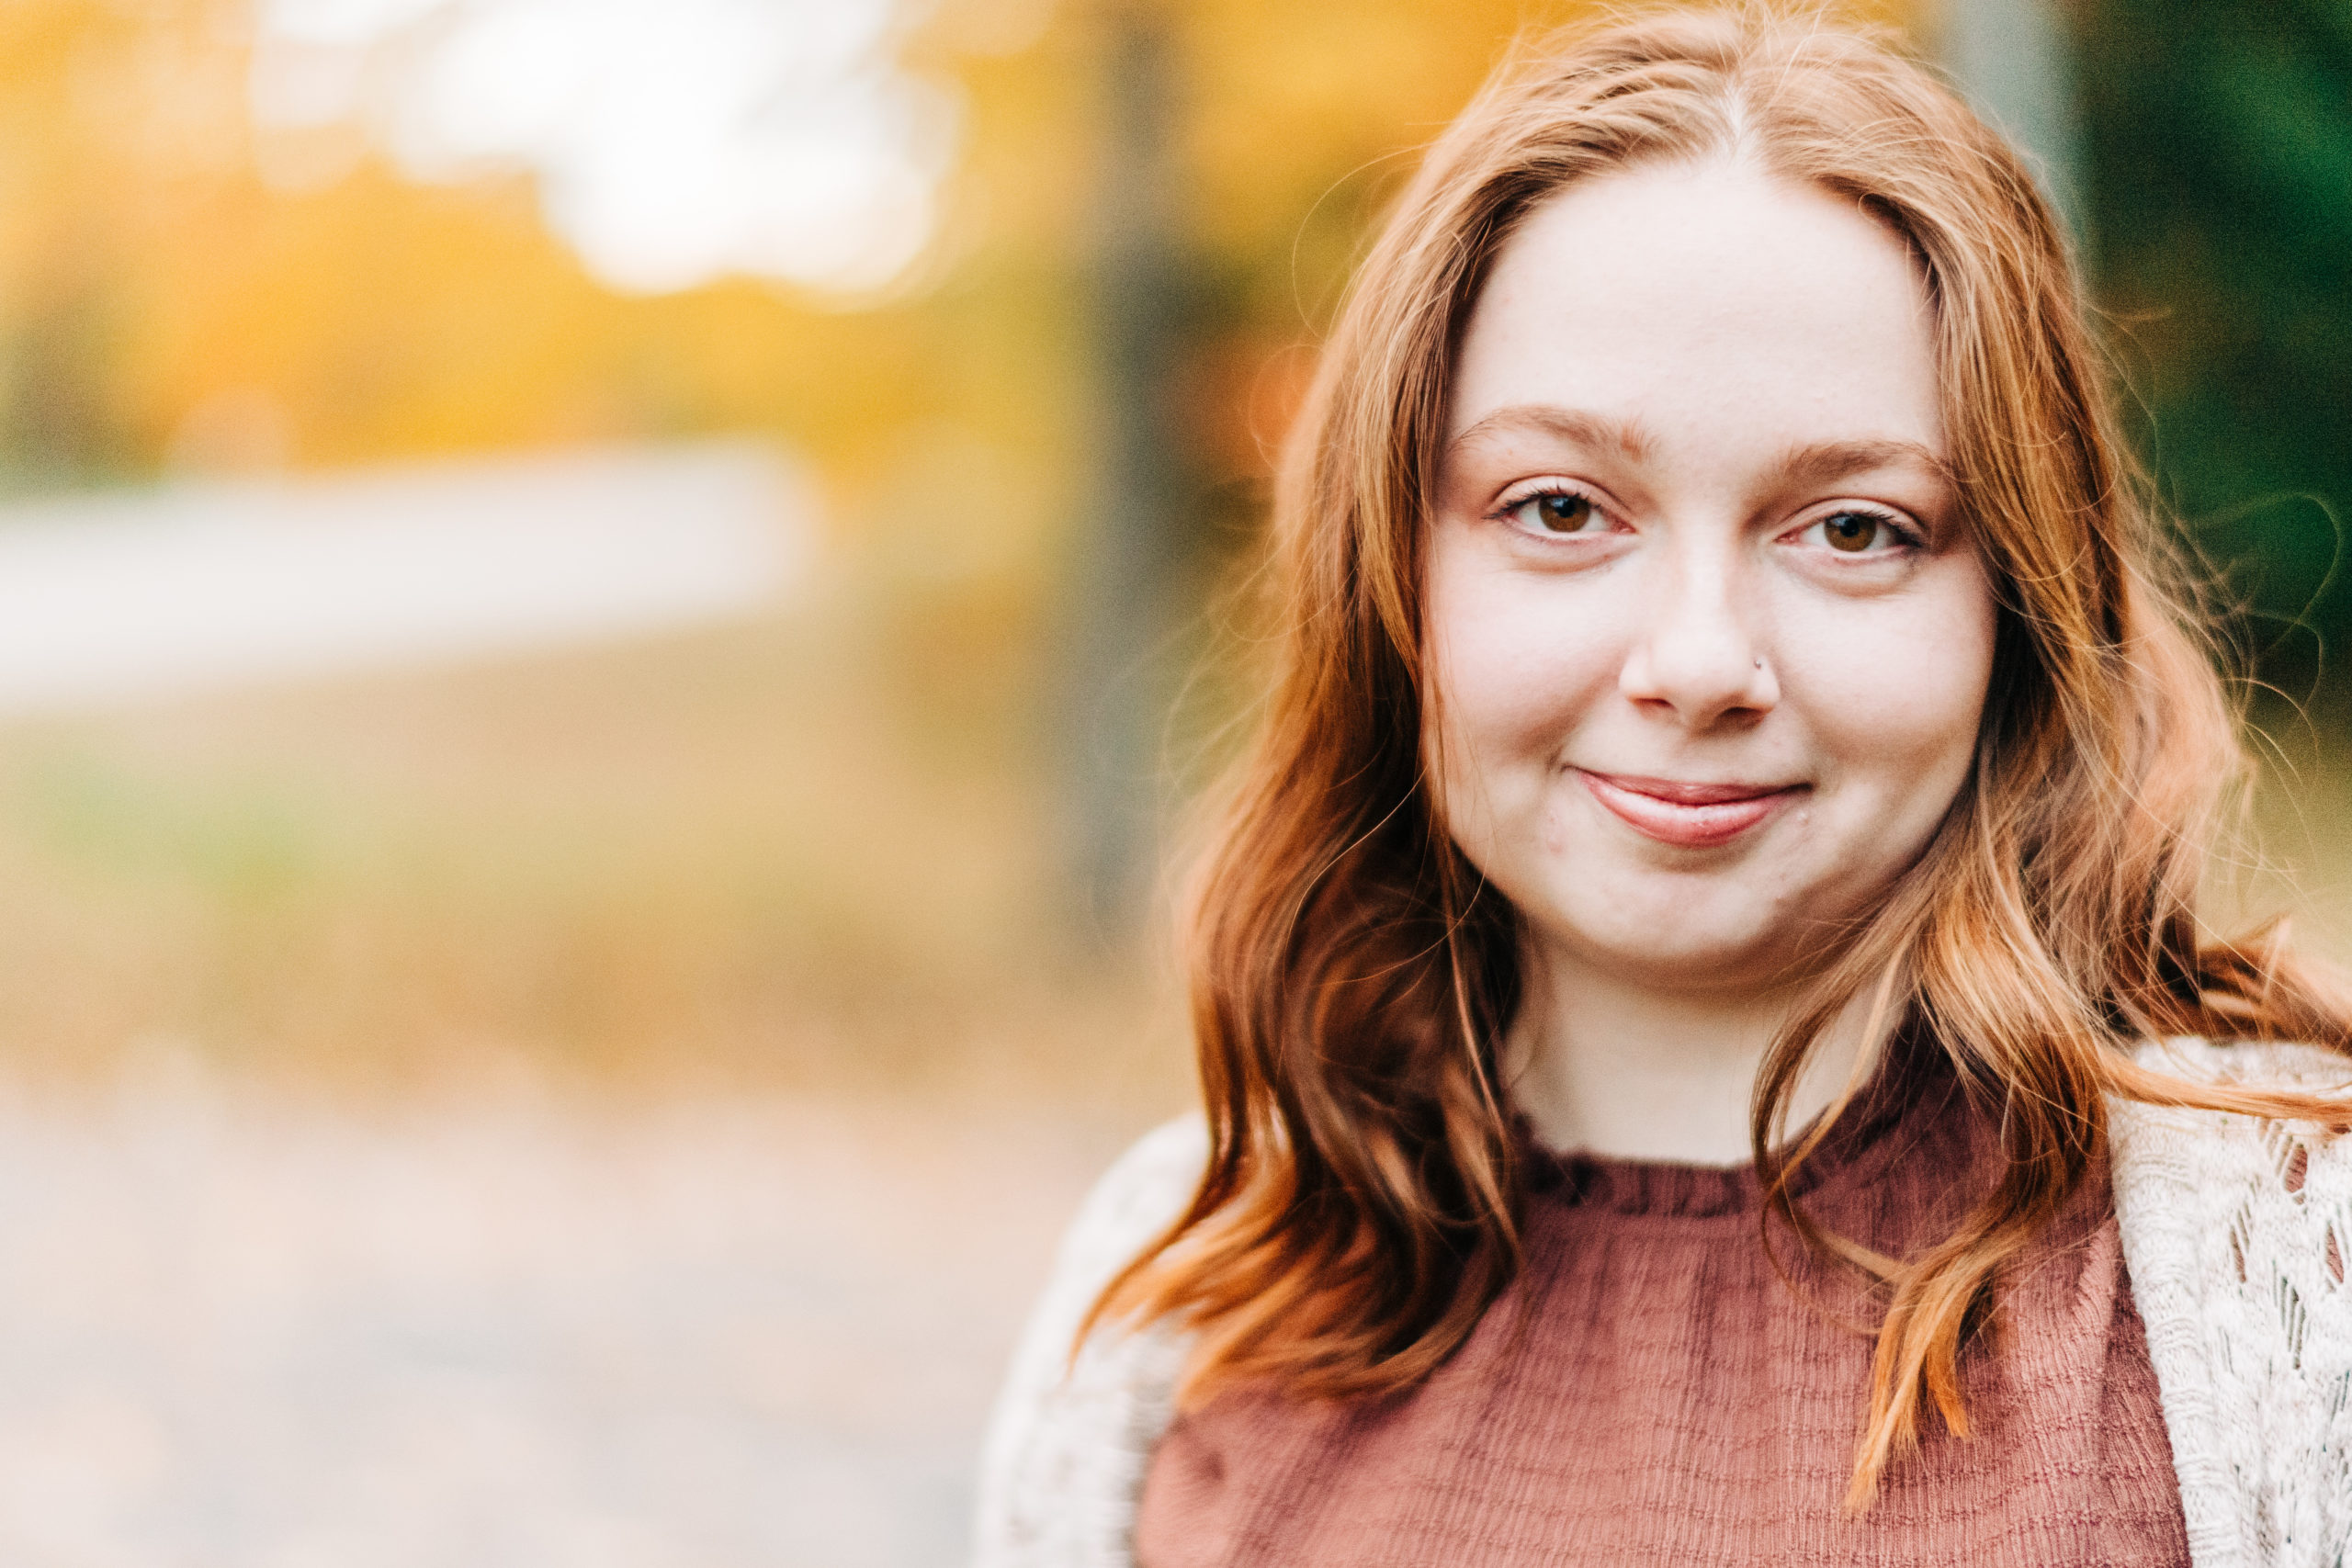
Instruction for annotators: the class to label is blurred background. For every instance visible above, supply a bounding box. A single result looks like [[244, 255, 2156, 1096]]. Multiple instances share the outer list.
[[0, 0, 2343, 1562]]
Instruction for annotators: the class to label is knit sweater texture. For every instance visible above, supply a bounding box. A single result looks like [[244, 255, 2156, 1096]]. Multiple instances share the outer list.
[[971, 1039, 2352, 1568]]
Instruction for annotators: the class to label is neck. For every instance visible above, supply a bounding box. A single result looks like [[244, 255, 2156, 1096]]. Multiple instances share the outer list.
[[1503, 945, 1885, 1164]]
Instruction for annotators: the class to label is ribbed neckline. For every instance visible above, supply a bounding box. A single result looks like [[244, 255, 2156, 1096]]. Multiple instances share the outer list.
[[1519, 1031, 1951, 1220]]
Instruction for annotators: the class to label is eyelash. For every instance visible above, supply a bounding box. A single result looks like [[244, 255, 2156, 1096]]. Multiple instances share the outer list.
[[1799, 505, 1925, 553], [1489, 488, 1927, 553], [1489, 483, 1615, 532]]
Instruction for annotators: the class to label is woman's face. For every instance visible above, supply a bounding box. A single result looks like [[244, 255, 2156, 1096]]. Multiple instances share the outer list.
[[1426, 158, 1996, 998]]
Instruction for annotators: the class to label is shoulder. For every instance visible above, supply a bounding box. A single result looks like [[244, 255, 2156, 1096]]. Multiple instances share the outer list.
[[2122, 1034, 2352, 1094], [2107, 1039, 2352, 1565], [1052, 1115, 1214, 1292], [972, 1115, 1207, 1568], [2109, 1036, 2350, 1231], [2110, 1036, 2349, 1201]]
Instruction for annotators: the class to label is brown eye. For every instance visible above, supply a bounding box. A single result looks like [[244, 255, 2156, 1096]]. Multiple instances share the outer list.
[[1822, 512, 1881, 552], [1523, 491, 1596, 533]]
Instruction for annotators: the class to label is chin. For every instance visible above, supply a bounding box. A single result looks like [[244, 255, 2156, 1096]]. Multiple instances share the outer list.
[[1537, 899, 1799, 991], [1577, 939, 1795, 995]]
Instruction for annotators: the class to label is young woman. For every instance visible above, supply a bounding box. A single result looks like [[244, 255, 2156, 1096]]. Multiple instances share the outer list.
[[978, 9, 2352, 1564]]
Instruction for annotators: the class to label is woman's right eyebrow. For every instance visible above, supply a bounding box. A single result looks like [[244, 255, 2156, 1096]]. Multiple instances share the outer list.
[[1444, 404, 1656, 463]]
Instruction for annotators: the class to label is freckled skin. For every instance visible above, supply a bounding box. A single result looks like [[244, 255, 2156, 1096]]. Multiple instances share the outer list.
[[1427, 158, 1997, 1010]]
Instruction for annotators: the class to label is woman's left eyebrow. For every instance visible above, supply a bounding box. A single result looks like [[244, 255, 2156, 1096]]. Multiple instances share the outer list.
[[1444, 404, 1656, 464], [1772, 437, 1951, 490]]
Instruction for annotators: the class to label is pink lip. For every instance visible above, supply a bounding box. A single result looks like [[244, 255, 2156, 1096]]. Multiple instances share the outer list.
[[1577, 771, 1806, 848]]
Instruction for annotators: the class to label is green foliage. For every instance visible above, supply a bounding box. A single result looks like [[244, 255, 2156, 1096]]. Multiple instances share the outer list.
[[2080, 0, 2352, 692]]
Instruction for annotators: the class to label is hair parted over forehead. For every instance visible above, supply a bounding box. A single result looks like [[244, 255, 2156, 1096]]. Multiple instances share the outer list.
[[1088, 3, 2352, 1506]]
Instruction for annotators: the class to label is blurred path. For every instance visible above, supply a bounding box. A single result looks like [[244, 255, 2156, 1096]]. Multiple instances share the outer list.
[[0, 1059, 1129, 1568], [0, 443, 802, 716]]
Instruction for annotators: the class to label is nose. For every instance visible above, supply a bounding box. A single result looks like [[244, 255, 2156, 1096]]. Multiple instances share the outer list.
[[1616, 543, 1778, 728]]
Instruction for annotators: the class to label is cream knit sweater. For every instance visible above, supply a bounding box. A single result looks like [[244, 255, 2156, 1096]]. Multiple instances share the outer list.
[[974, 1039, 2352, 1568]]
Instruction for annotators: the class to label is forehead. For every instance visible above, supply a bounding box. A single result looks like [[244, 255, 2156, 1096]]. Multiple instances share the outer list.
[[1446, 159, 1942, 467]]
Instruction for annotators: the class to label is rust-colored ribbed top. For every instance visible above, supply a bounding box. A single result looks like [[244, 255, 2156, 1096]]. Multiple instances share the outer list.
[[1135, 1046, 2190, 1567]]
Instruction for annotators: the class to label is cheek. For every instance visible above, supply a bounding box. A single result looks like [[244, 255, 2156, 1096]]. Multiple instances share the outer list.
[[1786, 568, 1996, 809], [1423, 540, 1622, 800]]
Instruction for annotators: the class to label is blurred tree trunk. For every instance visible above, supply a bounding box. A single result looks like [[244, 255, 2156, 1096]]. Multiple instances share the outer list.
[[1063, 0, 1193, 940], [1931, 0, 2088, 247]]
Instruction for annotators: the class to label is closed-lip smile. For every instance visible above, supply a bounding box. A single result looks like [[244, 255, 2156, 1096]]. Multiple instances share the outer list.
[[1576, 770, 1806, 848]]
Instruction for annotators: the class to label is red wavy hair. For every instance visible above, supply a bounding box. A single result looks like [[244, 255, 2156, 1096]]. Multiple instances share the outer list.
[[1090, 3, 2352, 1506]]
